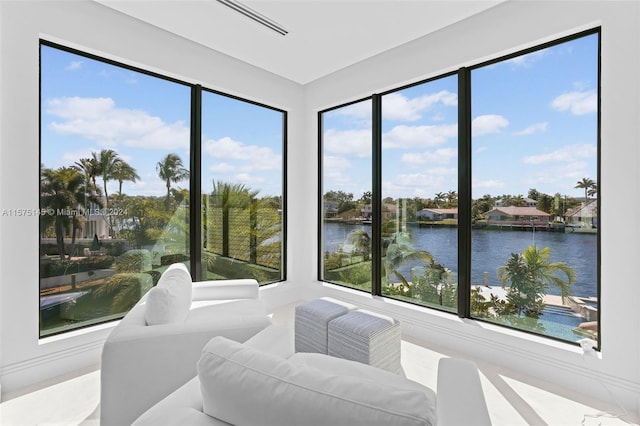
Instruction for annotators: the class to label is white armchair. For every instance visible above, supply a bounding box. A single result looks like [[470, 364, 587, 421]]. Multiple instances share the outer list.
[[100, 263, 272, 426]]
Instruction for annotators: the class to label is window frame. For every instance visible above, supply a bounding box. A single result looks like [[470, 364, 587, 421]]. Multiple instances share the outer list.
[[317, 96, 373, 291], [318, 27, 601, 348], [39, 40, 287, 338]]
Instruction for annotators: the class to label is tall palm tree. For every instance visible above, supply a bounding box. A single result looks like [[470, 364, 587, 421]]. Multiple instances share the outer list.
[[497, 245, 576, 317], [73, 157, 100, 193], [157, 153, 189, 209], [93, 149, 124, 208], [73, 157, 102, 214], [575, 177, 596, 202], [112, 161, 140, 195]]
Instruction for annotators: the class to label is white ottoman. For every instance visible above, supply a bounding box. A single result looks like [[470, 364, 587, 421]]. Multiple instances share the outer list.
[[294, 297, 355, 354], [328, 309, 402, 374]]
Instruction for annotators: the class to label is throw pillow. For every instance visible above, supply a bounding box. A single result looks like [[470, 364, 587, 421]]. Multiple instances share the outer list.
[[144, 263, 192, 325]]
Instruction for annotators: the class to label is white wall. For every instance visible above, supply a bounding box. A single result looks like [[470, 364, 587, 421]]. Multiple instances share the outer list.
[[305, 0, 640, 415], [0, 0, 306, 395]]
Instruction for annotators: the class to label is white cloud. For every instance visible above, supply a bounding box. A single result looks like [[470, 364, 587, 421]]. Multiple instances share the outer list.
[[210, 162, 236, 173], [396, 168, 456, 185], [506, 49, 549, 68], [382, 91, 457, 121], [522, 144, 596, 165], [473, 179, 506, 190], [383, 124, 457, 149], [384, 167, 456, 196], [323, 155, 352, 171], [60, 148, 98, 165], [65, 61, 83, 71], [234, 173, 265, 186], [328, 101, 371, 120], [323, 128, 372, 158], [323, 155, 361, 189], [395, 173, 442, 187], [475, 146, 488, 154], [203, 136, 281, 171], [551, 90, 597, 115], [326, 90, 456, 123], [46, 96, 189, 150], [525, 161, 589, 188], [513, 122, 548, 136], [401, 148, 458, 166], [472, 114, 509, 136]]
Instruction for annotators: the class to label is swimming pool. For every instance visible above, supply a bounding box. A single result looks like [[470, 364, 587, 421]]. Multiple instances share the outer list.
[[538, 305, 587, 342]]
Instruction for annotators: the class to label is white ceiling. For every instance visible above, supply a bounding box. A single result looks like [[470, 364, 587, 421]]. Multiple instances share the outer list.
[[95, 0, 505, 85]]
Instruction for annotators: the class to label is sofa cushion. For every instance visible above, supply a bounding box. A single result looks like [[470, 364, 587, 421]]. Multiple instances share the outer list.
[[288, 352, 435, 398], [197, 336, 436, 426], [145, 263, 192, 325], [133, 377, 231, 426]]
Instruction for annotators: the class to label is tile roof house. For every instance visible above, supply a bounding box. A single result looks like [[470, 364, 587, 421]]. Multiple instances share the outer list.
[[483, 206, 550, 225], [416, 208, 458, 220]]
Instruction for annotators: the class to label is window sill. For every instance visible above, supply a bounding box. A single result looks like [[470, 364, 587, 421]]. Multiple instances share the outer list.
[[38, 320, 118, 346]]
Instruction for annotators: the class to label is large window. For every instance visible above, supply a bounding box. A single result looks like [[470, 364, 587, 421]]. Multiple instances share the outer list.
[[380, 75, 459, 313], [319, 29, 600, 347], [39, 42, 286, 337], [320, 99, 373, 291], [469, 33, 600, 343], [201, 91, 285, 283]]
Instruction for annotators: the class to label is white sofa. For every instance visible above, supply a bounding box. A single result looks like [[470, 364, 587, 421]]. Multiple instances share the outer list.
[[100, 263, 272, 426], [133, 325, 492, 426]]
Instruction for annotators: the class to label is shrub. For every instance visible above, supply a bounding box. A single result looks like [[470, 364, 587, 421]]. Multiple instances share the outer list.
[[160, 253, 190, 266], [44, 255, 115, 277], [117, 250, 152, 273], [144, 270, 162, 286], [83, 255, 115, 270], [93, 272, 153, 314]]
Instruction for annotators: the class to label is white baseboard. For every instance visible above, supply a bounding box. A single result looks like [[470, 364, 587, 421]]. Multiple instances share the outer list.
[[1, 338, 103, 398]]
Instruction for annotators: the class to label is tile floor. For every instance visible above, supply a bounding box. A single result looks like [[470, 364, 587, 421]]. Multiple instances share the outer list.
[[0, 301, 637, 426]]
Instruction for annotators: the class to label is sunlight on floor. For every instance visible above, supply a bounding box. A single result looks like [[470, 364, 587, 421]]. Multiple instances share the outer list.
[[0, 370, 100, 426], [398, 334, 637, 426]]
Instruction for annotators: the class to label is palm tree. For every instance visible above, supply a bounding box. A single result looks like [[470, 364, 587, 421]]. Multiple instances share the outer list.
[[383, 232, 433, 292], [434, 192, 446, 208], [93, 149, 124, 208], [497, 245, 576, 317], [340, 229, 371, 260], [73, 157, 104, 218], [157, 154, 189, 209], [211, 180, 258, 208], [112, 161, 140, 195], [511, 195, 525, 207], [445, 190, 457, 206], [575, 177, 596, 203], [73, 157, 100, 193], [41, 167, 99, 260]]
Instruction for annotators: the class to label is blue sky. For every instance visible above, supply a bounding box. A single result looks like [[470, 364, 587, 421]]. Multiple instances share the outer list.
[[40, 45, 284, 199], [323, 33, 599, 201]]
